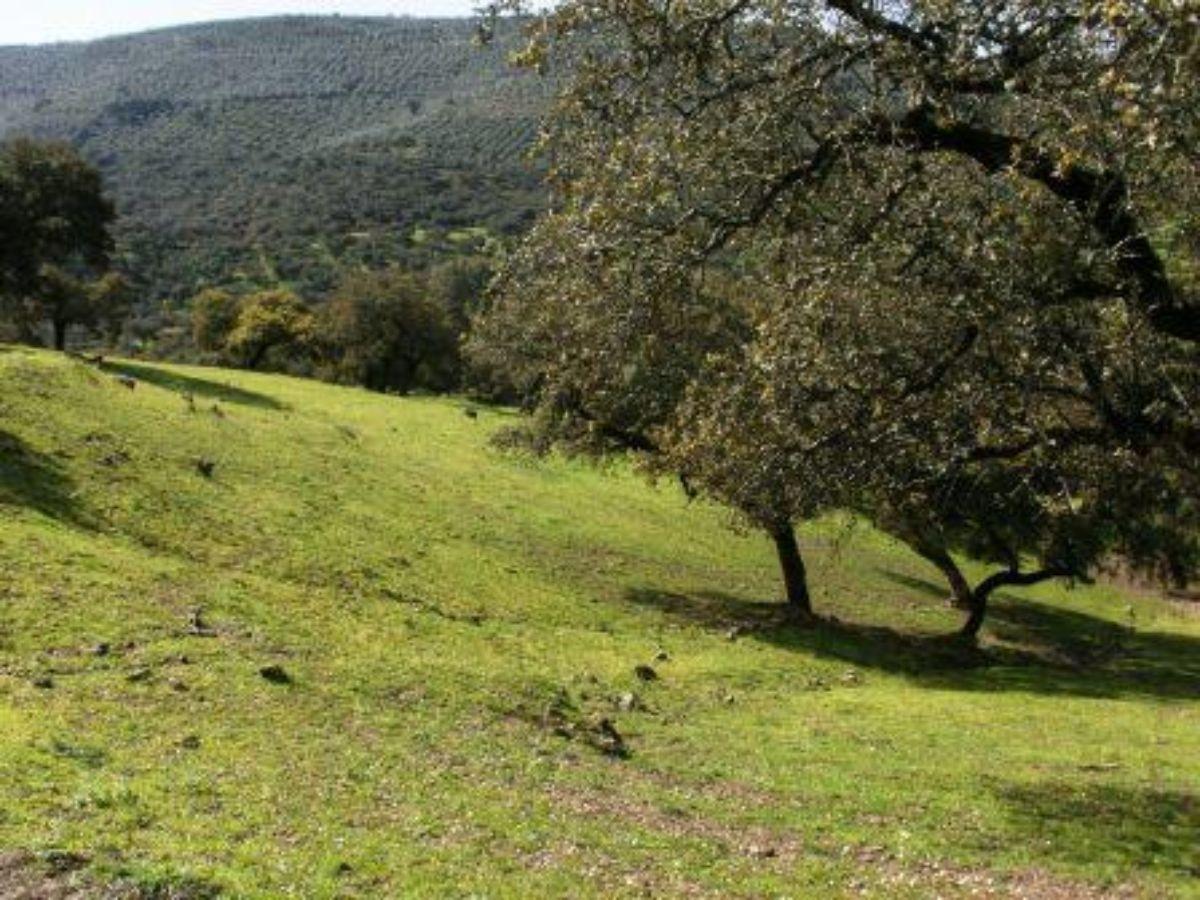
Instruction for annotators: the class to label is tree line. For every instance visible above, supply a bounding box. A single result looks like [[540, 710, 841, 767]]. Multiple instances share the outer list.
[[0, 135, 493, 395], [189, 259, 490, 394]]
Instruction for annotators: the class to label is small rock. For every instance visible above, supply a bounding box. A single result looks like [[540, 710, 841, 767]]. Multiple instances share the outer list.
[[616, 692, 641, 712], [634, 664, 658, 682], [179, 735, 201, 750], [186, 608, 215, 637], [42, 851, 89, 875], [259, 664, 292, 685], [463, 408, 479, 420], [746, 844, 777, 859], [195, 458, 216, 478], [91, 642, 111, 657], [32, 676, 54, 689], [725, 625, 744, 641], [840, 669, 862, 686], [333, 861, 353, 876], [653, 649, 669, 662], [168, 678, 189, 692], [127, 667, 152, 683], [592, 717, 628, 758]]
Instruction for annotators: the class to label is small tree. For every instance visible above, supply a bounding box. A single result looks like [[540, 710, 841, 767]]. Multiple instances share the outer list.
[[0, 138, 116, 344], [190, 288, 243, 354], [28, 267, 131, 351], [226, 289, 315, 370], [321, 268, 461, 394]]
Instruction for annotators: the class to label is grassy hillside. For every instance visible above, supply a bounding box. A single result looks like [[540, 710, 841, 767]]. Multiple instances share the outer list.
[[0, 17, 548, 303], [0, 347, 1197, 898]]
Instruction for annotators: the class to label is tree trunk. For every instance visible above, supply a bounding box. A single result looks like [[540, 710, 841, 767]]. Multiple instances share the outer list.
[[770, 521, 813, 621], [957, 565, 1074, 641], [53, 319, 68, 351], [959, 587, 990, 641], [916, 544, 972, 610], [248, 342, 269, 370]]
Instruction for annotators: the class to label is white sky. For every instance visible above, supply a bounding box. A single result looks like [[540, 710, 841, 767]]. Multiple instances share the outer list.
[[1, 0, 480, 46]]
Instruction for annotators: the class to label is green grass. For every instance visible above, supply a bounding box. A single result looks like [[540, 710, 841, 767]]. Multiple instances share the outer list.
[[0, 346, 1197, 898]]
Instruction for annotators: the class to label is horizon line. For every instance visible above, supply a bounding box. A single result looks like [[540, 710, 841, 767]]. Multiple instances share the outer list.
[[0, 11, 488, 50]]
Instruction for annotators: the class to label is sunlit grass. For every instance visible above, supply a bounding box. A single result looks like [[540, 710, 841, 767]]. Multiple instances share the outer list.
[[1, 347, 1196, 897]]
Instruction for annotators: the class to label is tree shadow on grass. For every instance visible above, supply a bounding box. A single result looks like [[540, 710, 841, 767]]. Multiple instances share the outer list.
[[623, 586, 1200, 700], [101, 361, 287, 410], [0, 431, 91, 527], [993, 781, 1199, 880], [876, 568, 952, 601]]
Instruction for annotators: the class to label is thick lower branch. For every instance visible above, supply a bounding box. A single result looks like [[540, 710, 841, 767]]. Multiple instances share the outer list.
[[960, 564, 1076, 639], [887, 108, 1197, 343], [912, 542, 972, 609]]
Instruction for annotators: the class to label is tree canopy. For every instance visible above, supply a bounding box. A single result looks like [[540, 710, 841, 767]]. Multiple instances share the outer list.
[[474, 0, 1200, 636], [0, 138, 115, 344]]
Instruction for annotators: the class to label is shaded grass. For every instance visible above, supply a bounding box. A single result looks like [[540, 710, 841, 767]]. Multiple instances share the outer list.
[[100, 360, 288, 410], [993, 782, 1199, 879], [624, 586, 1200, 700], [0, 430, 89, 527]]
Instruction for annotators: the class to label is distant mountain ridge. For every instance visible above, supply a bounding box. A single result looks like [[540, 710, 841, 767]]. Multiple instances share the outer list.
[[0, 16, 550, 303]]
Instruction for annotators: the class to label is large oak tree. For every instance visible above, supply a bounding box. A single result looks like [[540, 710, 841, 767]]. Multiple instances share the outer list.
[[476, 0, 1199, 636]]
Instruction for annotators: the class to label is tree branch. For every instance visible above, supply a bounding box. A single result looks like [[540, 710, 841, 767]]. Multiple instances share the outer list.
[[974, 563, 1077, 602], [884, 107, 1198, 343]]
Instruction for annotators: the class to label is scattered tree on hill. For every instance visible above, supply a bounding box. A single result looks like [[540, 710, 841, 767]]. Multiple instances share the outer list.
[[190, 288, 243, 354], [0, 18, 547, 304], [320, 267, 462, 393], [35, 268, 131, 351], [673, 255, 1199, 638], [427, 257, 494, 335], [470, 220, 823, 619], [476, 0, 1200, 636], [225, 289, 316, 370], [0, 137, 117, 347]]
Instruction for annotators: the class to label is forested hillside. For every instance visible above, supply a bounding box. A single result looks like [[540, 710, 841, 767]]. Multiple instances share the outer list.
[[0, 17, 549, 303]]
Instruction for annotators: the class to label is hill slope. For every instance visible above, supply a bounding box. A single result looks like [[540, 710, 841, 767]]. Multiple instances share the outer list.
[[0, 17, 549, 302], [0, 347, 1197, 897]]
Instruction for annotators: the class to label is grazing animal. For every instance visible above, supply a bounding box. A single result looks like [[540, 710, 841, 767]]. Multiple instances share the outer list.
[[196, 458, 216, 478], [116, 375, 137, 390]]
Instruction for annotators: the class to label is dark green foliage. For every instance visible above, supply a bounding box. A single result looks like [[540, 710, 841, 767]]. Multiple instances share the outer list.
[[189, 288, 241, 353], [319, 266, 467, 394], [0, 138, 114, 293], [225, 289, 316, 371], [0, 138, 116, 345], [0, 17, 549, 305]]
